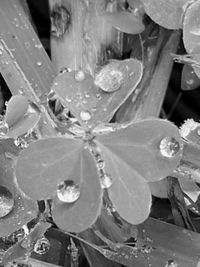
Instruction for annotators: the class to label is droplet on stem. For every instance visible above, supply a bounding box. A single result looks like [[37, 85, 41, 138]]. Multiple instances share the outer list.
[[74, 70, 85, 82], [34, 237, 50, 255], [0, 186, 14, 218], [0, 121, 9, 138], [159, 137, 181, 158], [80, 110, 91, 121], [100, 173, 112, 189], [57, 180, 80, 203]]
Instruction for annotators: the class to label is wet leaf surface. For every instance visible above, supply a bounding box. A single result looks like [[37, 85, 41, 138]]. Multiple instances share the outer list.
[[97, 118, 183, 182], [15, 137, 83, 200], [97, 144, 151, 225], [52, 147, 103, 233], [51, 59, 143, 129]]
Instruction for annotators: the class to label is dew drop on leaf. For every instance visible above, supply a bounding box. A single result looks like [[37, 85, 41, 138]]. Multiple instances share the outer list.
[[100, 173, 113, 189], [36, 61, 42, 67], [74, 70, 85, 82], [159, 137, 181, 158], [57, 180, 80, 203], [0, 121, 9, 138], [80, 110, 91, 121], [33, 237, 50, 255], [94, 63, 124, 92], [0, 186, 14, 218]]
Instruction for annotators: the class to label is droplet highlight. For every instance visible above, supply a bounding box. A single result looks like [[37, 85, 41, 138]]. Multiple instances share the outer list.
[[34, 237, 50, 255], [80, 110, 91, 121], [74, 70, 85, 82], [0, 121, 9, 138], [57, 180, 80, 203], [0, 186, 14, 218], [159, 137, 180, 158], [100, 173, 113, 189]]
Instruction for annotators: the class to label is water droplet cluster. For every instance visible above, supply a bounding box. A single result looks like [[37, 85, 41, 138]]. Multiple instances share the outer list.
[[89, 141, 112, 189]]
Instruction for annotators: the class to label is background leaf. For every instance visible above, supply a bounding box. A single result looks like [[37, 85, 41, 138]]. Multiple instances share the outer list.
[[97, 144, 151, 225], [15, 137, 83, 200], [51, 59, 143, 129], [52, 147, 103, 233], [140, 0, 189, 29], [5, 95, 29, 128], [181, 64, 200, 91], [97, 118, 183, 181]]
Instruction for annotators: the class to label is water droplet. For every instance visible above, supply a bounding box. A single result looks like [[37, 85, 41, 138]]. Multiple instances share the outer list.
[[100, 173, 112, 189], [165, 259, 178, 267], [34, 237, 50, 255], [159, 137, 180, 158], [0, 121, 9, 138], [74, 70, 85, 82], [36, 61, 42, 67], [96, 159, 105, 170], [80, 110, 91, 121], [94, 63, 124, 92], [0, 186, 14, 218], [57, 180, 80, 203]]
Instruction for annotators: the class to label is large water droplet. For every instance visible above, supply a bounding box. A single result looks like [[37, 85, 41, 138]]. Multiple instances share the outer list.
[[57, 180, 80, 203], [94, 63, 124, 92], [165, 259, 178, 267], [74, 70, 85, 82], [100, 173, 112, 189], [197, 127, 200, 136], [34, 237, 50, 255], [0, 121, 9, 138], [80, 110, 91, 121], [159, 137, 180, 158], [0, 186, 14, 218]]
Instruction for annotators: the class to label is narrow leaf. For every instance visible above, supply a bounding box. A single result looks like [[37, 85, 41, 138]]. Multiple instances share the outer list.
[[101, 11, 145, 34], [15, 137, 83, 200], [97, 118, 183, 181], [51, 59, 143, 129], [96, 144, 152, 225], [52, 147, 103, 233]]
